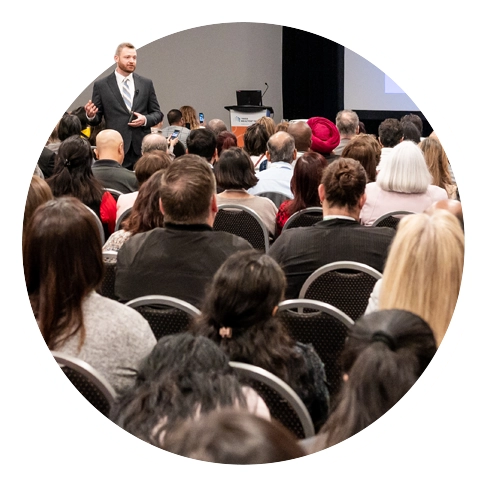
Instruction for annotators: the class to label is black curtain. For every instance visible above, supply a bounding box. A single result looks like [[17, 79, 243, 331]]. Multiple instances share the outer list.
[[282, 27, 343, 122]]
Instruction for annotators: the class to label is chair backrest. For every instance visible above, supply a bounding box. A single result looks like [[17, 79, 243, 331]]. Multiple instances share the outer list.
[[115, 207, 133, 232], [83, 204, 105, 245], [254, 191, 290, 208], [213, 204, 270, 252], [229, 361, 315, 439], [299, 261, 382, 322], [52, 351, 117, 417], [125, 295, 201, 340], [97, 251, 118, 300], [371, 210, 415, 229], [282, 207, 323, 231], [277, 298, 354, 398], [103, 187, 124, 202]]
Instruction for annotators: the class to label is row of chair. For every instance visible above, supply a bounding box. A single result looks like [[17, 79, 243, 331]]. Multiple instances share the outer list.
[[52, 351, 315, 440]]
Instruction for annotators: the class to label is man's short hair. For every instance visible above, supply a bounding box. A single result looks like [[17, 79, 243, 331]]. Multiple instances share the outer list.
[[266, 132, 295, 164], [378, 118, 403, 148], [400, 113, 423, 136], [141, 133, 168, 154], [167, 109, 183, 126], [335, 110, 359, 136], [115, 42, 136, 56], [186, 128, 217, 162], [287, 121, 312, 151], [159, 154, 216, 224], [207, 119, 228, 137]]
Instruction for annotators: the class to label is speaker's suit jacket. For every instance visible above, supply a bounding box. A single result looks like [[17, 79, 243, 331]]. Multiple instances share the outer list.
[[88, 72, 163, 160]]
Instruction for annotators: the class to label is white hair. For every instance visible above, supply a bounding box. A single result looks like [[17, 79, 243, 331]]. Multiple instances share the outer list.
[[377, 141, 432, 193]]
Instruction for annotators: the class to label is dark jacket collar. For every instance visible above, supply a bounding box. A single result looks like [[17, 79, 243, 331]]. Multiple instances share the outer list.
[[163, 222, 213, 232]]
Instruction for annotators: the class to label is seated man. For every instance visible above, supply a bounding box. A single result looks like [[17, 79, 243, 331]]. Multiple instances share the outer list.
[[247, 131, 296, 199], [268, 158, 396, 299], [115, 154, 253, 306], [161, 109, 191, 149], [92, 129, 139, 194]]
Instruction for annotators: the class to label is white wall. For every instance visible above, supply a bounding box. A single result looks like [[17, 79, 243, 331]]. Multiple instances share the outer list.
[[68, 23, 283, 128]]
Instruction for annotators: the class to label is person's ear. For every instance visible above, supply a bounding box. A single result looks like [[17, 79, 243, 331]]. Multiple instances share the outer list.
[[318, 183, 325, 204], [94, 148, 99, 160], [272, 305, 279, 316], [159, 198, 165, 215], [358, 193, 367, 209]]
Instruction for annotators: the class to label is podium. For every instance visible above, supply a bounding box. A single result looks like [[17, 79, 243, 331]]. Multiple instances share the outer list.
[[224, 105, 274, 147]]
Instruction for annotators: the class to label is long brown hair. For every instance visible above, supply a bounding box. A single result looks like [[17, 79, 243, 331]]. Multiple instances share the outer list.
[[24, 197, 104, 351]]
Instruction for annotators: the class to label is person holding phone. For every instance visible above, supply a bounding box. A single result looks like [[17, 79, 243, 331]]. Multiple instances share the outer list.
[[84, 42, 164, 171], [161, 109, 191, 149]]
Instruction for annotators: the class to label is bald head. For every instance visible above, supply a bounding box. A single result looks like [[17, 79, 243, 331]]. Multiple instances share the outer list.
[[287, 121, 312, 151], [207, 119, 228, 136], [266, 131, 296, 164], [425, 199, 464, 231], [95, 129, 124, 163], [141, 133, 168, 154]]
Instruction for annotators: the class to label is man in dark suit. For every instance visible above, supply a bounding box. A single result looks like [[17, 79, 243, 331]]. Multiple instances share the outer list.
[[84, 42, 163, 170], [268, 157, 395, 299]]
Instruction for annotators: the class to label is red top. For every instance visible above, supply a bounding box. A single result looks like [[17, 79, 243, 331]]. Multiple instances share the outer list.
[[275, 199, 293, 237], [100, 192, 117, 235]]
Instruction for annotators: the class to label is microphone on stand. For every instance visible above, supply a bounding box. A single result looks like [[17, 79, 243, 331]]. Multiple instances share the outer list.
[[262, 82, 269, 98]]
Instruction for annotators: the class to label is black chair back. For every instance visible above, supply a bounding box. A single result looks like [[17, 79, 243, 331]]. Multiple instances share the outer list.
[[371, 210, 415, 229], [229, 361, 315, 440], [213, 204, 270, 252], [254, 191, 290, 208], [277, 299, 354, 398], [52, 352, 117, 417], [125, 295, 201, 340], [98, 252, 118, 300], [103, 187, 124, 202], [299, 261, 382, 322], [115, 207, 133, 232], [282, 207, 322, 231]]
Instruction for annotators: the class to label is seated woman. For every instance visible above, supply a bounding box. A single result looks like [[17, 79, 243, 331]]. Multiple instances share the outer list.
[[191, 249, 330, 432], [275, 151, 328, 237], [23, 175, 53, 246], [360, 140, 448, 226], [116, 149, 172, 222], [311, 309, 437, 451], [47, 135, 117, 239], [243, 122, 270, 171], [364, 209, 464, 347], [23, 196, 156, 396], [111, 333, 270, 446], [341, 133, 381, 183], [215, 130, 238, 159], [102, 169, 165, 259], [418, 137, 458, 200], [214, 147, 278, 237], [163, 408, 306, 464]]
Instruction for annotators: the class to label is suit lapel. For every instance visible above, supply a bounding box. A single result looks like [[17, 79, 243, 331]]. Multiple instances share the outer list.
[[107, 72, 131, 114]]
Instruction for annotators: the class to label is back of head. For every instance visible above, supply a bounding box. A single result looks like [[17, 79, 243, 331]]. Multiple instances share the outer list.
[[213, 147, 258, 190], [287, 121, 312, 152], [57, 114, 82, 141], [401, 121, 421, 144], [216, 130, 238, 157], [335, 109, 359, 136], [314, 309, 437, 450], [123, 169, 165, 234], [141, 133, 168, 154], [95, 129, 123, 160], [400, 113, 423, 137], [186, 128, 217, 162], [307, 117, 340, 156], [24, 175, 53, 239], [376, 140, 432, 193], [288, 151, 328, 213], [380, 211, 464, 346], [180, 105, 199, 130], [243, 122, 269, 156], [112, 333, 246, 444], [159, 154, 215, 224], [207, 119, 228, 137], [134, 150, 172, 185], [341, 134, 381, 182], [321, 157, 366, 209], [49, 135, 103, 205], [23, 196, 104, 350], [256, 116, 276, 137], [166, 109, 183, 126], [163, 408, 306, 464], [266, 131, 295, 164], [378, 118, 403, 148], [418, 137, 452, 188], [425, 199, 463, 231]]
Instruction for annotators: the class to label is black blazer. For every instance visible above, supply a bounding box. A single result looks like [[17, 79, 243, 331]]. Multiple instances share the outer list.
[[88, 72, 163, 158]]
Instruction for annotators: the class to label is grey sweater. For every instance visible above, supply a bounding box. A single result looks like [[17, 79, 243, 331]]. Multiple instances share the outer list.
[[54, 291, 156, 396]]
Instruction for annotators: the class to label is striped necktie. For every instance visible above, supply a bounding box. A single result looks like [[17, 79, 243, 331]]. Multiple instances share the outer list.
[[122, 78, 132, 111]]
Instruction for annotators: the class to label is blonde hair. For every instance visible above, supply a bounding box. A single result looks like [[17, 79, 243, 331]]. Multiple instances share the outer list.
[[256, 116, 276, 138], [379, 211, 464, 346], [180, 106, 199, 130], [418, 137, 454, 193]]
